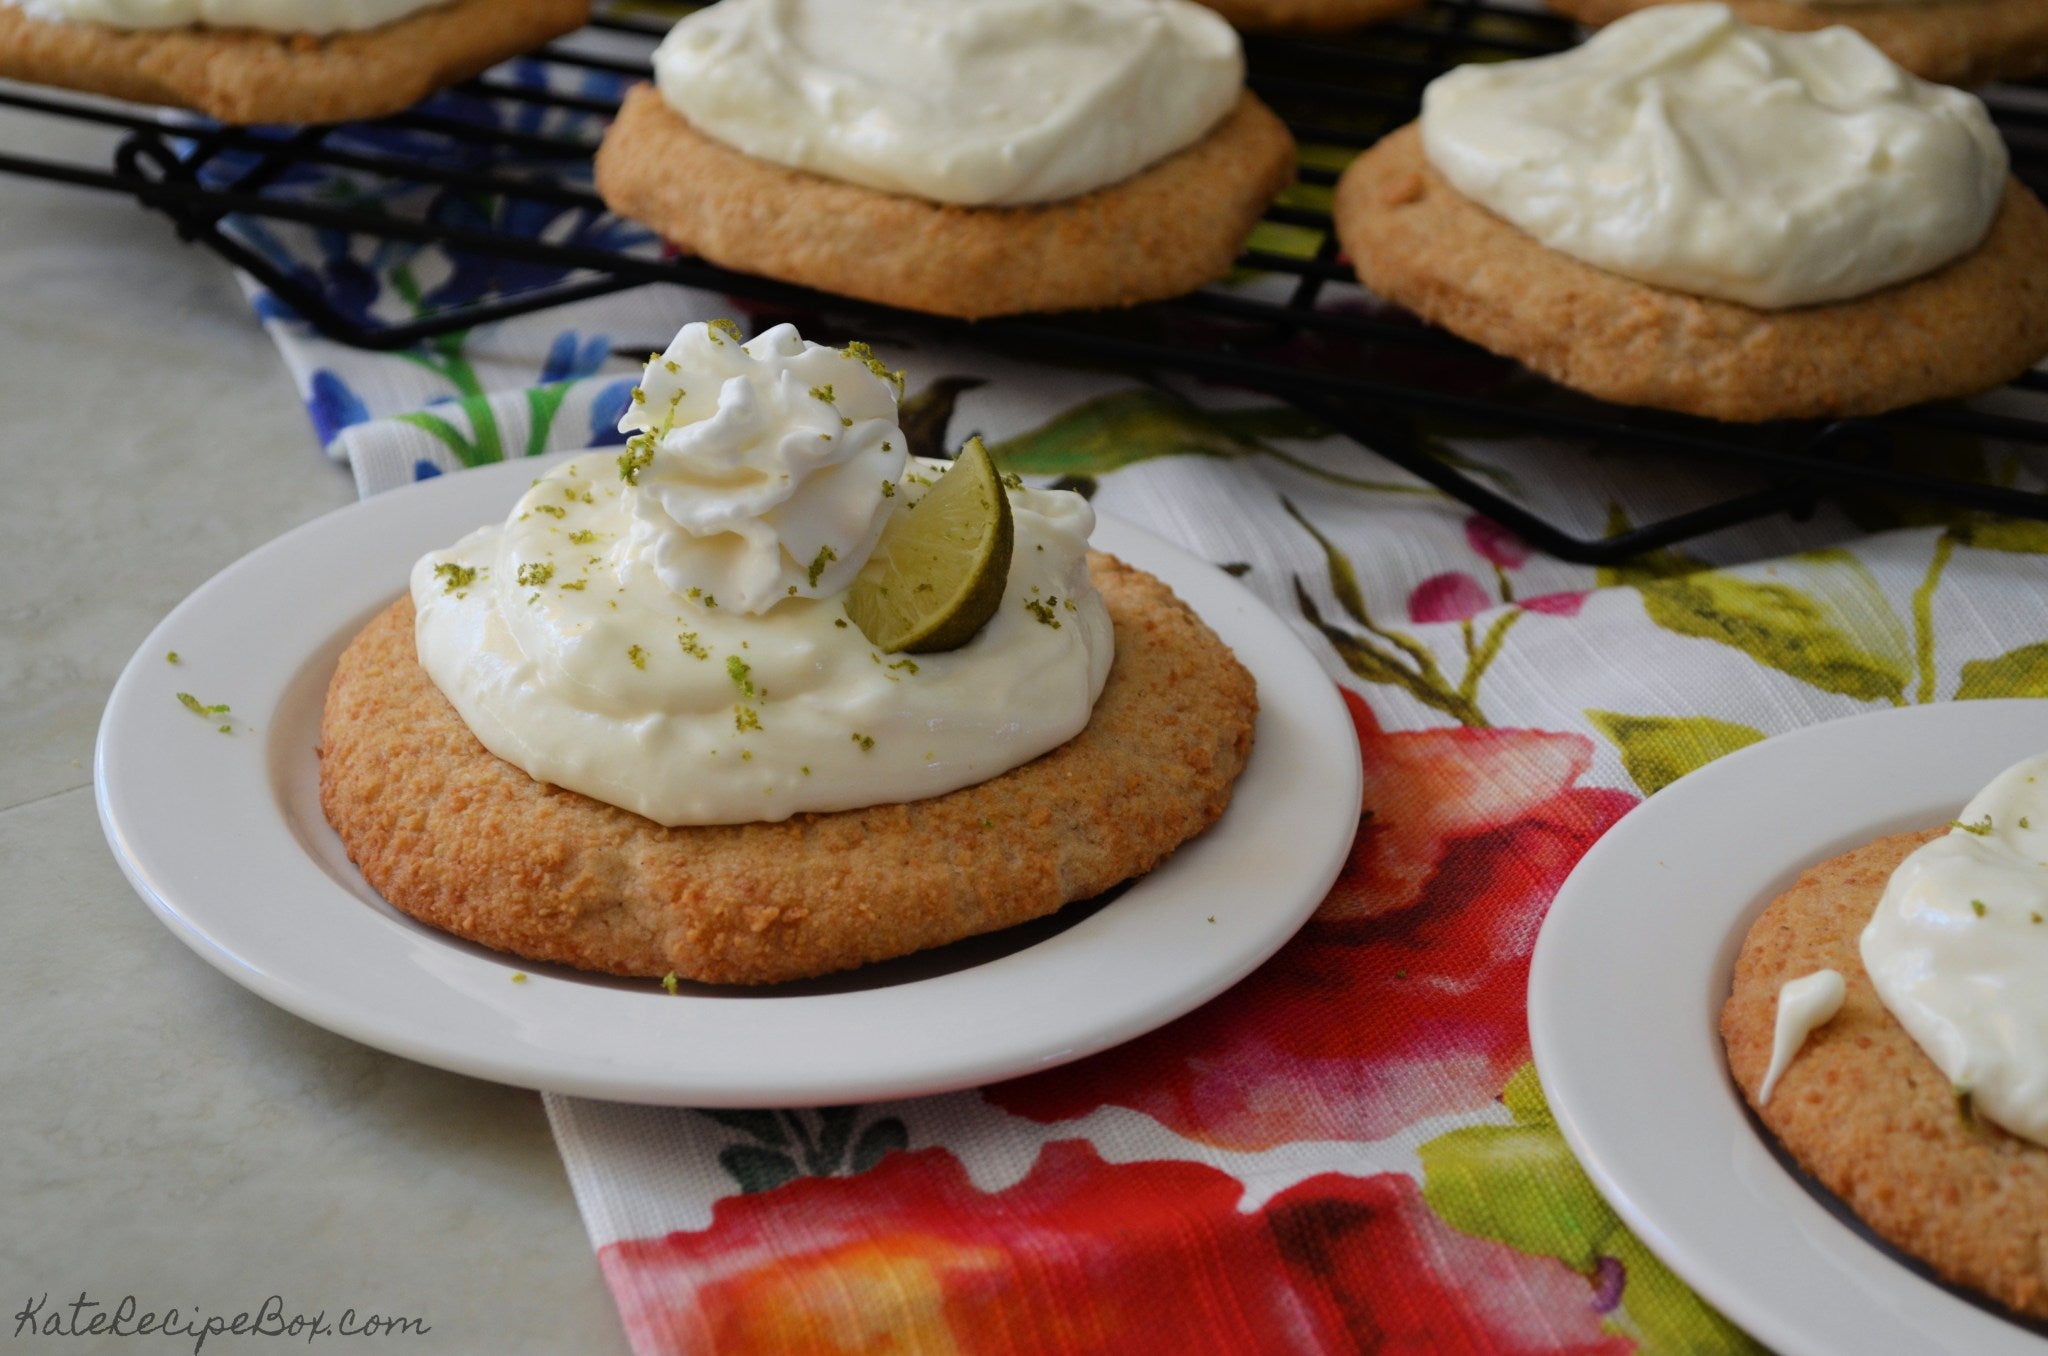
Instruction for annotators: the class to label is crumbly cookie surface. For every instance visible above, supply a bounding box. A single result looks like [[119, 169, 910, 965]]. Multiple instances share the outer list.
[[1332, 124, 2048, 422], [1191, 0, 1420, 31], [0, 0, 588, 124], [319, 553, 1259, 986], [1721, 828, 2048, 1320], [1545, 0, 2048, 88], [592, 84, 1296, 320]]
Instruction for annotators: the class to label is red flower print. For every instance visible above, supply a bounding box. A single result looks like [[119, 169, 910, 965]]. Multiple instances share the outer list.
[[1519, 592, 1589, 618], [985, 690, 1636, 1148], [1464, 516, 1531, 570], [600, 1142, 1630, 1356], [1409, 572, 1491, 624]]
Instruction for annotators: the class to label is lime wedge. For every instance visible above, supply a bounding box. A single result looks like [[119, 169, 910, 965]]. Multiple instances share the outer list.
[[845, 437, 1014, 654]]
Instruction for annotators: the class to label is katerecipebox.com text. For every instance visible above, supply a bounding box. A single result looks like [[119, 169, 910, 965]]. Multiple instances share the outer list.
[[13, 1293, 431, 1352]]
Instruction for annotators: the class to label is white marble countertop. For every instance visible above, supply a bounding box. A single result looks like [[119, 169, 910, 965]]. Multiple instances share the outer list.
[[0, 110, 631, 1355]]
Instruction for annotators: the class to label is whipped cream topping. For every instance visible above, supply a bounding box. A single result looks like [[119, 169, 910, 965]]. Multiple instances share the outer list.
[[9, 0, 443, 33], [411, 325, 1114, 827], [1861, 755, 2048, 1148], [1758, 968, 1845, 1105], [620, 323, 905, 616], [649, 0, 1243, 206], [1419, 4, 2007, 309]]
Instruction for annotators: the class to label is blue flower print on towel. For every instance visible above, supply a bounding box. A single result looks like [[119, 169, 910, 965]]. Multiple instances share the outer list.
[[542, 330, 612, 385], [307, 369, 371, 446]]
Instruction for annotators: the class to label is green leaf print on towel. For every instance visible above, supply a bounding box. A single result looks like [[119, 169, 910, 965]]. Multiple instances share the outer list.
[[986, 387, 1436, 496], [1420, 1065, 1765, 1355], [1600, 513, 1910, 704], [1957, 641, 2048, 700], [1585, 712, 1767, 797], [695, 1107, 910, 1195]]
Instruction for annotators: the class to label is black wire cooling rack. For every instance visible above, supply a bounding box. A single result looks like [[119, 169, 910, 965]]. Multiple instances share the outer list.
[[5, 0, 2048, 562]]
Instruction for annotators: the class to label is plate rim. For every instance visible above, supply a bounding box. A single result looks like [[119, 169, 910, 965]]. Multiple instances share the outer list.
[[94, 452, 1362, 1107], [1530, 698, 2048, 1356]]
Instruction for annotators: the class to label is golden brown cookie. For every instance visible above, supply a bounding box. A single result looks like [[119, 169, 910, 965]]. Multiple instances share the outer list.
[[1545, 0, 2048, 87], [592, 84, 1296, 320], [0, 0, 588, 124], [1332, 123, 2048, 422], [1192, 0, 1421, 31], [319, 553, 1258, 986], [1722, 828, 2048, 1320]]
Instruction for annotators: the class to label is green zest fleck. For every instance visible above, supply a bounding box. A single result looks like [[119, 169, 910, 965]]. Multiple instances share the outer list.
[[727, 655, 755, 698], [2033, 912, 2043, 924], [880, 479, 896, 499], [851, 732, 874, 751], [510, 972, 528, 984], [801, 765, 811, 776], [2023, 816, 2033, 830], [517, 561, 554, 587], [809, 383, 836, 405], [661, 971, 680, 995], [734, 705, 761, 733], [1024, 597, 1062, 629], [165, 650, 180, 665], [834, 618, 849, 629], [532, 504, 566, 519], [1953, 816, 1993, 836], [628, 645, 648, 670], [176, 692, 230, 721], [840, 340, 905, 397], [630, 386, 646, 404], [560, 579, 588, 592], [708, 318, 742, 342], [1972, 898, 1988, 917], [433, 561, 477, 593], [568, 529, 599, 545], [1000, 471, 1024, 491], [888, 658, 919, 675], [807, 544, 838, 588], [617, 435, 655, 485], [677, 631, 708, 660]]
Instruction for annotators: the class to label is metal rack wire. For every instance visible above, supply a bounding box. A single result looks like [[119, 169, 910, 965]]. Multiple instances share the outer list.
[[4, 0, 2048, 561]]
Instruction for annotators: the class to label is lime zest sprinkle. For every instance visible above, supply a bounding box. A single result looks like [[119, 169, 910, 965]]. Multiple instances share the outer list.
[[517, 561, 554, 587], [727, 655, 755, 698], [735, 705, 761, 733], [708, 318, 742, 342], [661, 971, 681, 994], [1972, 898, 1988, 917], [678, 631, 709, 660], [560, 579, 588, 592], [627, 645, 648, 670], [807, 544, 838, 588], [840, 340, 906, 398], [618, 436, 655, 485], [889, 658, 919, 675], [433, 561, 477, 593], [1953, 816, 1993, 836], [165, 650, 180, 665], [568, 529, 599, 545], [511, 972, 528, 984], [809, 383, 836, 405], [176, 692, 230, 719], [532, 503, 566, 519], [851, 732, 875, 751]]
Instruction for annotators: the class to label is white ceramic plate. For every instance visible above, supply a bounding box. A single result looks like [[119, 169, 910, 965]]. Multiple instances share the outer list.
[[96, 453, 1360, 1107], [1531, 700, 2048, 1356]]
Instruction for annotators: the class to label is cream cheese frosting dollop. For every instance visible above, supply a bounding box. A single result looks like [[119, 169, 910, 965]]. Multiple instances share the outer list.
[[1861, 754, 2048, 1148], [1419, 3, 2008, 309], [411, 323, 1114, 827], [648, 0, 1243, 207], [8, 0, 444, 32]]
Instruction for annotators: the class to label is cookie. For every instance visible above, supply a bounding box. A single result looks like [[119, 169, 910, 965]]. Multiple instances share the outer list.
[[1332, 123, 2048, 422], [592, 83, 1296, 320], [1544, 0, 2048, 87], [1721, 828, 2048, 1319], [1192, 0, 1421, 31], [0, 0, 588, 124], [319, 553, 1258, 986]]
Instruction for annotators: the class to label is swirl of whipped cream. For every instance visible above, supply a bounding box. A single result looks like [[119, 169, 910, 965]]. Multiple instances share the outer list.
[[7, 0, 443, 33], [619, 322, 907, 616], [649, 0, 1243, 206], [1419, 4, 2007, 309], [1861, 754, 2048, 1148]]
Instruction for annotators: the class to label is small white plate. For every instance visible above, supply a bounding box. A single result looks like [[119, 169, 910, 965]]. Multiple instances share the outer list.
[[96, 454, 1360, 1107], [1531, 700, 2048, 1356]]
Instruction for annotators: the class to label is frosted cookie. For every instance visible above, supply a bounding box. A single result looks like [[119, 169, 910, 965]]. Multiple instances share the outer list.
[[592, 0, 1295, 319], [1545, 0, 2048, 87], [317, 322, 1258, 984], [1723, 823, 2048, 1319], [0, 0, 588, 124], [1331, 5, 2048, 421], [320, 556, 1256, 986]]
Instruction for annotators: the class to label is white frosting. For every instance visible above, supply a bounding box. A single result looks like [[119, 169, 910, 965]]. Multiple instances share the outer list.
[[1758, 968, 1845, 1105], [619, 323, 905, 616], [1419, 4, 2007, 309], [411, 324, 1114, 827], [8, 0, 443, 33], [1861, 754, 2048, 1148], [649, 0, 1243, 206]]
